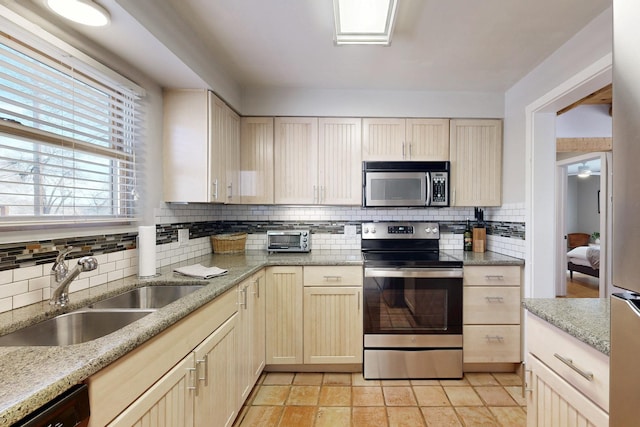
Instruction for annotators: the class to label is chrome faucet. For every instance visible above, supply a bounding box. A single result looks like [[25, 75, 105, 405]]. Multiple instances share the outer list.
[[50, 247, 98, 307]]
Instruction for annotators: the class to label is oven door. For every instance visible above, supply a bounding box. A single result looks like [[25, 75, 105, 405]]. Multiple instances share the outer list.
[[363, 267, 463, 335], [364, 172, 427, 207]]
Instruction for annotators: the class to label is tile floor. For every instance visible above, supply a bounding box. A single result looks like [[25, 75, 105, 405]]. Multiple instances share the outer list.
[[233, 372, 526, 426]]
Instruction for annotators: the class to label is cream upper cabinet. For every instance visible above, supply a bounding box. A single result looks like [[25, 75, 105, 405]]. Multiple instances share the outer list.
[[449, 119, 502, 207], [163, 89, 238, 203], [240, 117, 274, 204], [274, 117, 362, 205], [224, 107, 241, 204], [274, 117, 318, 204], [363, 118, 449, 161], [318, 117, 362, 205]]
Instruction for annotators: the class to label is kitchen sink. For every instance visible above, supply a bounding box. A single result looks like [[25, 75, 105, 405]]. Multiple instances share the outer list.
[[88, 285, 205, 309], [0, 309, 155, 346]]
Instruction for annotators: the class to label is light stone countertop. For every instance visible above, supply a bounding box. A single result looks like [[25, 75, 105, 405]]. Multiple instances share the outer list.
[[0, 248, 522, 425], [522, 298, 610, 355]]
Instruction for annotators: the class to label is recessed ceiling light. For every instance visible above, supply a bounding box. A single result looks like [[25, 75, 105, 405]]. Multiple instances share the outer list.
[[47, 0, 111, 27], [333, 0, 398, 45]]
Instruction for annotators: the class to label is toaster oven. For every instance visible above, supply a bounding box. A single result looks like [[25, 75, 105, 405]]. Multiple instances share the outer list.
[[267, 230, 311, 253]]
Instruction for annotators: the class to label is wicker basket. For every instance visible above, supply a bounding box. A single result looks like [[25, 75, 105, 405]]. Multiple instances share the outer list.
[[210, 232, 247, 254]]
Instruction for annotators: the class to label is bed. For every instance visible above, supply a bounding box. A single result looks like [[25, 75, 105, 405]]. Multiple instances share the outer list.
[[567, 243, 600, 279]]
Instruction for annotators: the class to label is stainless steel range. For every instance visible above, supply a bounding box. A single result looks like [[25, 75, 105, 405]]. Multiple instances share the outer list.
[[361, 222, 463, 379]]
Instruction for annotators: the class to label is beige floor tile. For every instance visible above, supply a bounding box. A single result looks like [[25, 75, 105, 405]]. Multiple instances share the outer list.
[[475, 387, 518, 406], [315, 407, 351, 427], [492, 372, 522, 386], [455, 407, 499, 426], [286, 385, 320, 406], [279, 406, 316, 427], [504, 386, 527, 406], [293, 372, 324, 385], [465, 373, 500, 386], [319, 386, 351, 406], [237, 406, 283, 427], [252, 385, 290, 406], [411, 379, 440, 386], [383, 386, 417, 406], [323, 372, 352, 385], [420, 407, 463, 426], [381, 379, 411, 386], [352, 407, 389, 427], [444, 386, 483, 406], [440, 377, 470, 386], [490, 406, 527, 427], [387, 407, 426, 427], [352, 372, 381, 386], [262, 372, 294, 385], [413, 386, 450, 407], [352, 386, 385, 406]]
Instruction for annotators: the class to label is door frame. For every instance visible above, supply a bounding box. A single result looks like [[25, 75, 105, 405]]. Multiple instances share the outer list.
[[524, 54, 612, 298]]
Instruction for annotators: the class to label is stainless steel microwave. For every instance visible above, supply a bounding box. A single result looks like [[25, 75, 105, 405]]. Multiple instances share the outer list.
[[267, 230, 311, 253], [362, 161, 450, 207]]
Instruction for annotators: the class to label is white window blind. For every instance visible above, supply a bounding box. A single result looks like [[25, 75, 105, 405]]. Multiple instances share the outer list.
[[0, 32, 141, 224]]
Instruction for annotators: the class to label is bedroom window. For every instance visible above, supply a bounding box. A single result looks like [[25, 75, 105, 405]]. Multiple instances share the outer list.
[[0, 31, 142, 226]]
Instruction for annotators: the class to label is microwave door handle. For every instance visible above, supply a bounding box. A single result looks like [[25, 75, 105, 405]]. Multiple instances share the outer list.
[[425, 172, 432, 206]]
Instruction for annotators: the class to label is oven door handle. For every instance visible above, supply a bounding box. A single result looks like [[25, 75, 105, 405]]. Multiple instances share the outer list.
[[364, 268, 463, 278]]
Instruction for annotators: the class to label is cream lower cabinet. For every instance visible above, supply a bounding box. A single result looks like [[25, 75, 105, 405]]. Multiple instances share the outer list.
[[265, 266, 304, 364], [238, 270, 266, 404], [266, 265, 363, 367], [463, 265, 521, 366], [525, 312, 609, 426], [95, 289, 239, 427], [303, 266, 363, 364], [449, 119, 502, 206]]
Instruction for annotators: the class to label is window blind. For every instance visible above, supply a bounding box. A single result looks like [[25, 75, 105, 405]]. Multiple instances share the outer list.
[[0, 32, 141, 224]]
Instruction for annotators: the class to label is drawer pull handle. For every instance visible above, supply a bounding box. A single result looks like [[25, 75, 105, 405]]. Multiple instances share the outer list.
[[554, 353, 594, 381], [485, 275, 504, 280], [485, 335, 504, 342], [323, 275, 342, 281], [485, 296, 504, 303]]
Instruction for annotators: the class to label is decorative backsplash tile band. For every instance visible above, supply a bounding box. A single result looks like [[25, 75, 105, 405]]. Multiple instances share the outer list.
[[0, 233, 137, 272]]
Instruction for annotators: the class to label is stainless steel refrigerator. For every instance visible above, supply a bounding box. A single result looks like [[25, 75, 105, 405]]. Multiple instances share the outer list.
[[610, 1, 640, 425]]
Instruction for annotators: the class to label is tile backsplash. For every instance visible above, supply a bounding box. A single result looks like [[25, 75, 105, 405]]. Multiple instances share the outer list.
[[0, 202, 525, 313]]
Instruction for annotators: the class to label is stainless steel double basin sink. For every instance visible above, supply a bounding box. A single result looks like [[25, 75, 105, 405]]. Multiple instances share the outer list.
[[0, 285, 204, 347]]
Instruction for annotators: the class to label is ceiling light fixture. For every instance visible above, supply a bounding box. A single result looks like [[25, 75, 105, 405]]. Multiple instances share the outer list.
[[47, 0, 111, 27], [577, 163, 592, 178], [333, 0, 398, 45]]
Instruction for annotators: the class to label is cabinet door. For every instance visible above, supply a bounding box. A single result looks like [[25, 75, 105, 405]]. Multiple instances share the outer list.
[[209, 93, 228, 202], [406, 119, 450, 160], [265, 266, 303, 364], [240, 117, 274, 204], [450, 119, 502, 206], [526, 356, 608, 427], [225, 107, 241, 204], [318, 118, 362, 205], [237, 280, 252, 407], [107, 355, 195, 427], [362, 118, 406, 160], [163, 89, 211, 202], [193, 314, 238, 427], [274, 117, 318, 204], [251, 270, 266, 381], [303, 286, 363, 364]]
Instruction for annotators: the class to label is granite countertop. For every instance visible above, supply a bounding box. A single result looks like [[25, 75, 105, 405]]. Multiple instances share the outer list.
[[0, 248, 521, 424], [522, 298, 610, 356]]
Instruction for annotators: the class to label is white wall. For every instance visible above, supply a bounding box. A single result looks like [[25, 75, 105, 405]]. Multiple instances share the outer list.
[[503, 7, 612, 205], [556, 104, 612, 138]]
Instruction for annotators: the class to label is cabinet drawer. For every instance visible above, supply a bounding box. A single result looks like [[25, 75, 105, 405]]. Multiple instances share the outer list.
[[463, 286, 521, 324], [463, 325, 521, 363], [304, 266, 363, 286], [464, 266, 521, 287], [526, 312, 609, 412]]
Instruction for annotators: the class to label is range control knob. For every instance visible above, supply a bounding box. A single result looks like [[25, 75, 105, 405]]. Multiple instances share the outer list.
[[425, 227, 432, 233], [432, 227, 439, 234], [371, 228, 376, 234]]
